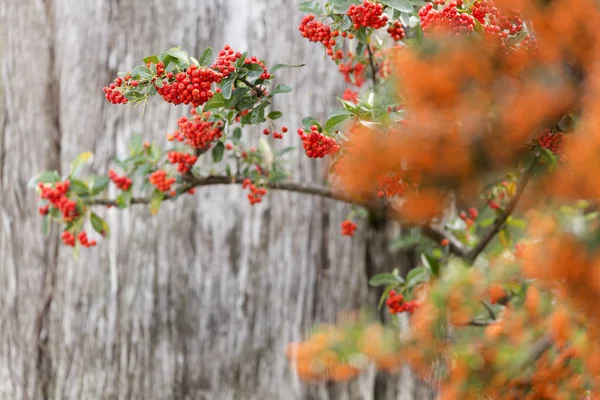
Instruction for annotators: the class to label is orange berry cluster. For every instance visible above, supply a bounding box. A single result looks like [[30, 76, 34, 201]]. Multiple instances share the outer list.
[[38, 181, 78, 221], [108, 169, 132, 191], [387, 21, 405, 41], [168, 113, 223, 149], [156, 64, 222, 107], [459, 207, 478, 228], [386, 290, 420, 314], [376, 173, 409, 197], [347, 1, 388, 30], [242, 179, 267, 205], [211, 44, 242, 77], [341, 219, 358, 236], [297, 126, 341, 158], [167, 151, 198, 174], [149, 170, 176, 192]]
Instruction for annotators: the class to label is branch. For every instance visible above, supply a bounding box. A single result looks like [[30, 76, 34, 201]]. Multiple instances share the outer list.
[[90, 175, 472, 259], [421, 224, 469, 258], [237, 77, 265, 97], [466, 155, 539, 263], [526, 334, 553, 365], [366, 44, 378, 88]]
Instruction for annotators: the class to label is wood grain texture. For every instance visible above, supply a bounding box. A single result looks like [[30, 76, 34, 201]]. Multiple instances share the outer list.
[[0, 1, 434, 398]]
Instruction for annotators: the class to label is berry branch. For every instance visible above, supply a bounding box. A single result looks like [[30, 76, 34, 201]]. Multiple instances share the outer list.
[[466, 154, 539, 264]]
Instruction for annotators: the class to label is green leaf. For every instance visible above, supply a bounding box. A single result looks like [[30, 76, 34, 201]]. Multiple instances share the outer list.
[[116, 190, 132, 209], [42, 215, 50, 236], [270, 84, 292, 96], [70, 151, 94, 176], [270, 63, 305, 75], [268, 170, 288, 183], [197, 47, 214, 67], [220, 73, 237, 100], [149, 191, 164, 216], [369, 273, 402, 287], [129, 134, 143, 155], [378, 285, 395, 310], [506, 217, 527, 230], [69, 179, 90, 196], [90, 176, 110, 195], [165, 48, 190, 65], [268, 111, 283, 120], [479, 217, 495, 228], [143, 55, 160, 65], [203, 92, 226, 110], [29, 170, 61, 188], [212, 142, 225, 162], [378, 0, 413, 12], [90, 212, 110, 237], [473, 18, 485, 36], [405, 266, 429, 288], [131, 65, 153, 80], [246, 63, 265, 79], [302, 117, 322, 131], [251, 103, 267, 124], [298, 1, 322, 14], [233, 127, 242, 140], [324, 113, 351, 133], [422, 253, 440, 277]]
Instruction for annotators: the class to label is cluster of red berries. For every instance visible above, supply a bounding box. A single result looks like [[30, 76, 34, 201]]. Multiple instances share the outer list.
[[242, 179, 267, 205], [168, 114, 223, 149], [149, 170, 176, 193], [376, 173, 409, 197], [108, 169, 132, 191], [342, 88, 359, 104], [387, 21, 405, 41], [263, 126, 287, 139], [299, 14, 339, 59], [537, 129, 564, 155], [167, 151, 198, 174], [244, 56, 271, 80], [38, 181, 78, 221], [459, 207, 478, 228], [156, 64, 222, 107], [419, 1, 475, 35], [212, 45, 243, 77], [386, 290, 420, 314], [60, 231, 97, 247], [297, 126, 341, 158], [341, 219, 358, 236], [78, 231, 97, 247], [471, 0, 523, 36], [339, 60, 366, 87], [347, 1, 388, 30], [102, 75, 131, 104]]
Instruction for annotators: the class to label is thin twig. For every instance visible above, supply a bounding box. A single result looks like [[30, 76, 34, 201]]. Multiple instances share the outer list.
[[366, 44, 378, 88], [421, 224, 469, 258], [466, 155, 539, 264], [237, 77, 265, 97]]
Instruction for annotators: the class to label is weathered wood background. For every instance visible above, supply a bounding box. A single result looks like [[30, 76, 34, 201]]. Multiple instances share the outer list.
[[0, 1, 433, 399]]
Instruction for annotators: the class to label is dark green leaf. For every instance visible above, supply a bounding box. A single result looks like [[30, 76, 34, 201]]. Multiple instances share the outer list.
[[270, 84, 292, 96], [270, 63, 305, 75], [220, 73, 237, 100], [197, 47, 214, 67], [90, 212, 110, 237], [70, 179, 90, 196], [116, 190, 132, 209], [369, 273, 402, 287], [251, 103, 267, 124], [324, 113, 351, 133], [131, 65, 153, 80], [233, 127, 242, 139], [246, 63, 265, 79], [91, 176, 110, 195], [268, 170, 288, 183], [165, 48, 190, 64], [302, 117, 322, 131], [203, 92, 226, 110], [268, 111, 283, 120], [212, 142, 225, 162]]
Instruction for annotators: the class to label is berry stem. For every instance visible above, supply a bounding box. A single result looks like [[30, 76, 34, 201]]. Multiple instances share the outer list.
[[366, 43, 378, 89]]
